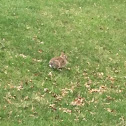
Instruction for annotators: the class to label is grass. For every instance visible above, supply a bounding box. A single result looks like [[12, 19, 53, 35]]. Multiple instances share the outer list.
[[0, 0, 126, 125]]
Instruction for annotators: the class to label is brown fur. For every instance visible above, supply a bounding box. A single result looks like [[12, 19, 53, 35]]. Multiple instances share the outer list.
[[49, 52, 67, 69]]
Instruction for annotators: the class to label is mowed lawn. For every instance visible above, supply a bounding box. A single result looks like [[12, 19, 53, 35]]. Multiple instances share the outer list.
[[0, 0, 126, 125]]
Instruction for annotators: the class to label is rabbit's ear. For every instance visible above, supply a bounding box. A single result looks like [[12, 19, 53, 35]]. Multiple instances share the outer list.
[[61, 50, 66, 55], [61, 51, 65, 54], [61, 52, 64, 56], [61, 53, 67, 60], [61, 52, 66, 58]]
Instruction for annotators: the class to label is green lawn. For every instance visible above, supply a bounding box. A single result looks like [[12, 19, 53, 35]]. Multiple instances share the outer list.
[[0, 0, 126, 125]]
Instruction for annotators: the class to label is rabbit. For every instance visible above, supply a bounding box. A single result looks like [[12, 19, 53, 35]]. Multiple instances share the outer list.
[[49, 52, 68, 69]]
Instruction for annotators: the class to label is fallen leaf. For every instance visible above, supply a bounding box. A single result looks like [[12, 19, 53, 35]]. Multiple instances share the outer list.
[[107, 76, 115, 83], [97, 72, 104, 78], [106, 108, 114, 113], [89, 89, 100, 93], [48, 72, 53, 78], [71, 97, 85, 106], [84, 80, 92, 89], [38, 49, 43, 53], [61, 88, 69, 97], [40, 41, 44, 44], [32, 59, 42, 62], [17, 85, 23, 91], [44, 88, 49, 92], [106, 96, 114, 101], [59, 108, 72, 114], [55, 95, 63, 101], [49, 104, 56, 111], [89, 85, 107, 94], [24, 96, 29, 100], [19, 54, 27, 58]]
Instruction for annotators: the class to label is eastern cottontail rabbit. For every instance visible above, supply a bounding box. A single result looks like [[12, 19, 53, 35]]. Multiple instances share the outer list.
[[49, 52, 67, 69]]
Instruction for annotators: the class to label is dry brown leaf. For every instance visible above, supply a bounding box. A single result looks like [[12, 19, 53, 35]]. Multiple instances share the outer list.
[[97, 72, 104, 78], [84, 80, 92, 89], [8, 84, 15, 89], [106, 108, 114, 113], [4, 98, 12, 104], [71, 97, 85, 106], [83, 72, 88, 76], [40, 41, 44, 44], [44, 88, 49, 92], [51, 93, 57, 98], [107, 76, 115, 83], [89, 89, 100, 93], [55, 95, 63, 101], [89, 85, 107, 94], [48, 72, 53, 78], [38, 49, 43, 53], [49, 104, 56, 111], [61, 86, 75, 97], [18, 120, 22, 124], [116, 89, 123, 93], [17, 85, 23, 91], [59, 108, 72, 114], [32, 58, 42, 62], [90, 111, 96, 115], [61, 88, 69, 97], [24, 96, 29, 100], [106, 96, 114, 101], [19, 54, 27, 58]]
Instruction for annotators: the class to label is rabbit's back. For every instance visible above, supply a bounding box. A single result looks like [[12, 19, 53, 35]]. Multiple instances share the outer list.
[[49, 58, 60, 68], [49, 57, 66, 68]]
